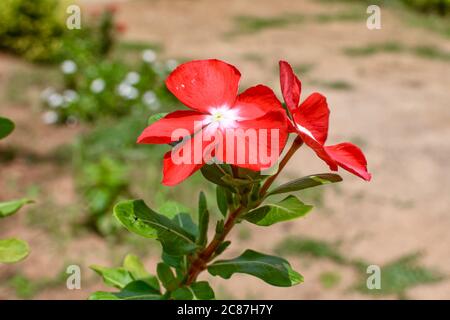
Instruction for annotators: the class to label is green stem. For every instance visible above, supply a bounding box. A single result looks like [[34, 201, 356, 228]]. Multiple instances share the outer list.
[[181, 137, 303, 287], [259, 136, 303, 197]]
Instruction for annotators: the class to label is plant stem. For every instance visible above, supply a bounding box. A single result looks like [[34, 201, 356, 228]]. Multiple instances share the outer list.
[[259, 136, 303, 196], [184, 206, 244, 285], [182, 136, 303, 287]]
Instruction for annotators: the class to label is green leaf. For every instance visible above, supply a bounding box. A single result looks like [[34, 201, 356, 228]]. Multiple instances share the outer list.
[[0, 117, 14, 140], [158, 201, 190, 218], [200, 164, 233, 189], [114, 200, 197, 255], [208, 249, 303, 287], [0, 238, 29, 263], [215, 241, 231, 256], [114, 281, 162, 300], [172, 213, 198, 239], [191, 281, 215, 300], [216, 186, 229, 217], [197, 191, 209, 247], [0, 199, 33, 219], [147, 112, 168, 126], [157, 263, 177, 291], [171, 287, 193, 300], [245, 195, 312, 226], [268, 174, 343, 196], [114, 201, 158, 238], [88, 291, 121, 300], [123, 254, 160, 291], [123, 254, 149, 279], [162, 252, 184, 269], [90, 265, 134, 289]]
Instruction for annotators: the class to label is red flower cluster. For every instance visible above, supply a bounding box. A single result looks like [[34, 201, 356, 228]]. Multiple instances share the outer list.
[[138, 59, 371, 186]]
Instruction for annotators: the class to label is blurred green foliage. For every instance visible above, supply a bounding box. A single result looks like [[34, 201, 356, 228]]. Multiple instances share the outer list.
[[275, 237, 347, 264], [0, 0, 65, 62], [355, 253, 444, 299], [0, 0, 118, 63], [402, 0, 450, 15]]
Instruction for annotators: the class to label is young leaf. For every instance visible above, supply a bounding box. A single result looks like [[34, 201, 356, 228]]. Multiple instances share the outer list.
[[191, 281, 215, 300], [171, 287, 194, 300], [215, 241, 231, 256], [208, 249, 303, 287], [158, 201, 190, 218], [114, 201, 158, 238], [172, 213, 198, 239], [90, 265, 134, 289], [216, 186, 229, 217], [123, 254, 160, 291], [114, 200, 197, 255], [0, 199, 33, 219], [0, 117, 14, 140], [147, 112, 168, 126], [0, 238, 29, 263], [157, 263, 177, 291], [113, 280, 162, 300], [267, 174, 343, 196], [197, 191, 209, 247], [200, 164, 233, 189], [162, 252, 184, 269], [88, 292, 121, 300], [244, 195, 312, 226]]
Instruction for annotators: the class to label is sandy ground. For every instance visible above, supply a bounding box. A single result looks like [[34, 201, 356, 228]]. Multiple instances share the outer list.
[[1, 0, 449, 299]]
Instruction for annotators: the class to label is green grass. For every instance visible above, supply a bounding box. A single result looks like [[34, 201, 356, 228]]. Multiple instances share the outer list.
[[226, 10, 364, 37], [320, 271, 342, 289], [276, 235, 445, 299], [355, 253, 444, 299], [275, 237, 347, 264], [311, 79, 354, 90], [292, 63, 316, 75], [317, 0, 450, 38], [116, 40, 162, 53], [8, 269, 68, 299], [344, 42, 450, 62], [227, 14, 305, 36]]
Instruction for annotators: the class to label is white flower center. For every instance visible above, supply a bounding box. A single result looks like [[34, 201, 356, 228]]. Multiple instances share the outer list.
[[205, 106, 240, 130]]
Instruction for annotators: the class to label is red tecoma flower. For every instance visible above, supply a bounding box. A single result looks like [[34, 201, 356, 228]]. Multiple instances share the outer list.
[[138, 59, 288, 186], [279, 61, 371, 181]]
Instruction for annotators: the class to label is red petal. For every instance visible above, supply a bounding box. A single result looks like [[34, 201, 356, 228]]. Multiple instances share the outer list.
[[234, 85, 285, 120], [293, 92, 329, 145], [215, 111, 288, 170], [279, 60, 301, 113], [161, 150, 203, 186], [137, 110, 207, 144], [166, 59, 241, 113], [324, 143, 371, 181]]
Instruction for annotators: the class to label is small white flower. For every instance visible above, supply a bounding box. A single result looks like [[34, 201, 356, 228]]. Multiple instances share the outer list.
[[48, 93, 64, 108], [166, 59, 178, 71], [125, 72, 140, 85], [61, 60, 77, 75], [142, 90, 156, 105], [63, 90, 78, 103], [40, 87, 55, 101], [42, 111, 58, 124], [117, 83, 139, 100], [142, 49, 157, 63], [90, 78, 106, 93], [127, 87, 139, 100], [142, 90, 160, 110]]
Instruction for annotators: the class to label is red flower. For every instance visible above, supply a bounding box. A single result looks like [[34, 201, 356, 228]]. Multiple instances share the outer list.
[[279, 61, 371, 181], [138, 59, 288, 186]]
